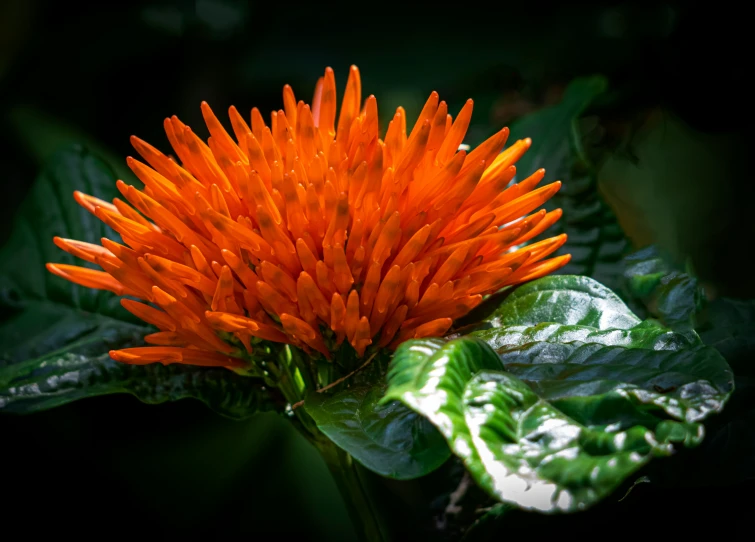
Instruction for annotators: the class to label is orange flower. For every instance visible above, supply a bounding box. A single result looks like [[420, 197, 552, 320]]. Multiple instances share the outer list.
[[47, 66, 570, 370]]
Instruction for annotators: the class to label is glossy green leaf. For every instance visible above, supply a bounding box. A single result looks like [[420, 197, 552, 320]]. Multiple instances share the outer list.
[[0, 315, 276, 417], [463, 370, 663, 511], [508, 76, 629, 291], [383, 338, 505, 410], [621, 246, 703, 330], [382, 338, 676, 512], [480, 319, 687, 353], [0, 146, 274, 416], [304, 384, 451, 479], [385, 278, 733, 512], [488, 275, 640, 330], [477, 325, 731, 428], [479, 276, 731, 427]]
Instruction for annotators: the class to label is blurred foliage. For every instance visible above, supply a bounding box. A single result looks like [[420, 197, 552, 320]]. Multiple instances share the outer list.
[[1, 1, 753, 540]]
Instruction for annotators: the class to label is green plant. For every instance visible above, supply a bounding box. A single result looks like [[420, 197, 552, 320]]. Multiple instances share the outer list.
[[0, 72, 740, 541]]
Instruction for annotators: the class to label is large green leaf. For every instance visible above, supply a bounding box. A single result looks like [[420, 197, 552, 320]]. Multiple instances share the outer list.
[[478, 327, 730, 429], [304, 383, 451, 479], [0, 144, 129, 319], [487, 275, 640, 330], [384, 276, 733, 512], [384, 338, 505, 411], [382, 339, 504, 485], [508, 76, 629, 291], [0, 317, 275, 418], [481, 276, 730, 427], [0, 146, 274, 416], [463, 370, 663, 511]]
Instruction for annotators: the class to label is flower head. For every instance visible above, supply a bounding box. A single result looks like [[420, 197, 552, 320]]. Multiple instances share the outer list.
[[47, 66, 569, 370]]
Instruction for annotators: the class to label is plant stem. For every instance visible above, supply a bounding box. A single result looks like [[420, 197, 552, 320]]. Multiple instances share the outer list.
[[314, 438, 391, 542], [276, 346, 389, 540]]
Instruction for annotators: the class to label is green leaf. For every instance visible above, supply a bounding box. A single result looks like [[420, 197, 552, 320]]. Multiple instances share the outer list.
[[508, 76, 629, 291], [0, 316, 275, 418], [304, 383, 451, 479], [0, 146, 274, 416], [382, 338, 664, 513], [0, 144, 131, 319], [477, 326, 730, 428], [487, 275, 640, 330], [385, 277, 733, 512], [463, 370, 662, 511], [383, 337, 506, 409], [479, 276, 731, 427], [621, 246, 703, 331]]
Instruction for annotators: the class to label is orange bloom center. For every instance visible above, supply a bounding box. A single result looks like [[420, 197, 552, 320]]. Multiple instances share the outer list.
[[47, 65, 569, 370]]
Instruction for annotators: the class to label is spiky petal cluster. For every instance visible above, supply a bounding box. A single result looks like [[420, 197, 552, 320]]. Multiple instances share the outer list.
[[47, 66, 570, 370]]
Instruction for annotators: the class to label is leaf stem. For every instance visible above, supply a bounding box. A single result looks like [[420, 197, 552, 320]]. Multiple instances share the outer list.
[[290, 352, 377, 410]]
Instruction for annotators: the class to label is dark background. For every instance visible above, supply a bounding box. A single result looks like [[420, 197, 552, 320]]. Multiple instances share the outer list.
[[1, 1, 752, 539]]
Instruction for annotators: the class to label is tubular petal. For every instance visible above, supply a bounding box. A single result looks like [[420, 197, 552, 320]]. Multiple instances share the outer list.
[[46, 263, 127, 295], [110, 347, 244, 368]]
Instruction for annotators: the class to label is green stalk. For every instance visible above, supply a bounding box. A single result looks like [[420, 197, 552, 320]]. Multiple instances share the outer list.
[[274, 345, 390, 540], [314, 437, 391, 542]]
